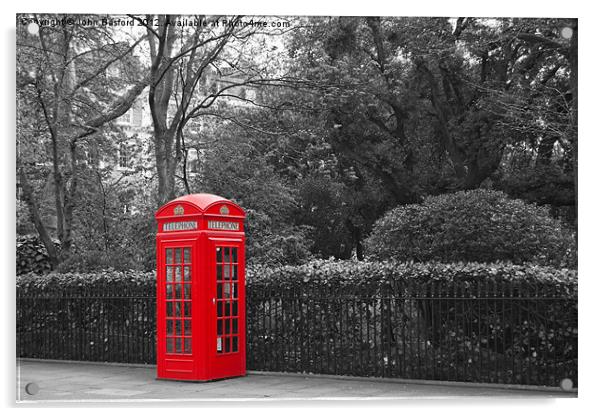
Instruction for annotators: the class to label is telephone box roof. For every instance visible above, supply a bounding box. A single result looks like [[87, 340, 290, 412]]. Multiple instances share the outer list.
[[155, 193, 245, 218], [171, 193, 231, 210]]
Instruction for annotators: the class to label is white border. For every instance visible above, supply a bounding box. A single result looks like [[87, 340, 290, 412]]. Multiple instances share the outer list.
[[4, 1, 601, 414]]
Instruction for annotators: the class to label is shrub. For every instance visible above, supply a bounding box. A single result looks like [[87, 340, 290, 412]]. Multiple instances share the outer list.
[[364, 189, 576, 267], [16, 234, 58, 275], [16, 261, 577, 386], [247, 260, 577, 386], [17, 269, 155, 294], [17, 269, 156, 363], [245, 208, 314, 266]]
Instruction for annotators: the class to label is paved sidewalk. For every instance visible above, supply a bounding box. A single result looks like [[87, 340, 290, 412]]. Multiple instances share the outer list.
[[16, 359, 576, 402]]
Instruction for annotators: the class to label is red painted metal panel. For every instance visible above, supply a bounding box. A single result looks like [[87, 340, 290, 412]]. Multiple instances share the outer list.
[[155, 194, 246, 382]]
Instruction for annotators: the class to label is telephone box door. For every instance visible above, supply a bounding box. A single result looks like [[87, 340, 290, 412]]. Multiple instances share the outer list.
[[157, 239, 197, 380], [210, 238, 246, 378]]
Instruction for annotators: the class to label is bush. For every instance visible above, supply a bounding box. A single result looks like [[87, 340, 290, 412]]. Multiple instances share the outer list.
[[247, 260, 577, 386], [16, 234, 58, 275], [244, 208, 314, 266], [364, 189, 576, 267], [17, 268, 155, 294], [17, 269, 156, 363], [16, 261, 578, 386]]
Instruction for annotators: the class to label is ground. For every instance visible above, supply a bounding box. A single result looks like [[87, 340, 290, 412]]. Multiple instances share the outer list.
[[16, 359, 576, 402]]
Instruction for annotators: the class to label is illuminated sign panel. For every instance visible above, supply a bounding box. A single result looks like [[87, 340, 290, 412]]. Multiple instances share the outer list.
[[207, 221, 239, 231], [163, 221, 197, 232]]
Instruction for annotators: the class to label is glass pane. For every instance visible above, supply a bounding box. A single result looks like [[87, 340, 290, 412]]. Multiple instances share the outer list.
[[232, 248, 238, 263], [175, 266, 182, 282], [184, 302, 191, 317], [217, 265, 222, 280], [225, 337, 231, 353], [216, 247, 222, 263], [217, 301, 223, 317], [233, 265, 238, 281], [166, 338, 173, 353], [175, 338, 182, 353], [184, 320, 192, 335], [183, 248, 191, 263], [232, 301, 238, 316], [224, 265, 231, 280], [166, 302, 173, 317], [232, 318, 238, 334], [217, 337, 222, 352], [217, 319, 223, 335], [175, 284, 182, 299], [217, 283, 223, 299], [233, 283, 238, 299], [174, 302, 181, 317], [183, 266, 191, 282], [175, 248, 182, 263], [225, 319, 231, 335], [224, 283, 231, 298], [166, 266, 173, 282], [166, 249, 173, 264], [166, 284, 173, 299], [184, 338, 191, 353], [232, 336, 238, 352], [175, 320, 182, 335], [224, 247, 231, 263], [167, 319, 174, 336], [224, 301, 231, 317], [184, 284, 191, 299]]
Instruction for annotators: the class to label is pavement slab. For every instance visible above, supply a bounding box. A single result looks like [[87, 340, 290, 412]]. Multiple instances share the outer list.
[[16, 359, 577, 402]]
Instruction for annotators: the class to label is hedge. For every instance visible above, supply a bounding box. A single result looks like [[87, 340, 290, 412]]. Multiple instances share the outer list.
[[246, 260, 577, 386], [16, 261, 577, 386], [364, 190, 577, 268], [17, 269, 156, 364]]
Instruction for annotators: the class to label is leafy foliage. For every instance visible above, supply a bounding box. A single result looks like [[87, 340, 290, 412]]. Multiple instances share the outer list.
[[58, 172, 157, 273], [16, 15, 577, 271], [17, 262, 576, 386], [16, 235, 58, 275], [247, 259, 577, 386], [194, 123, 314, 266], [17, 269, 156, 364], [17, 269, 155, 294], [365, 190, 576, 267]]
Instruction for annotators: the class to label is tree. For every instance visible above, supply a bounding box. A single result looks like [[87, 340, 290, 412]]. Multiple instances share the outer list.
[[17, 13, 150, 266], [284, 17, 576, 205], [136, 14, 270, 204], [194, 122, 313, 265]]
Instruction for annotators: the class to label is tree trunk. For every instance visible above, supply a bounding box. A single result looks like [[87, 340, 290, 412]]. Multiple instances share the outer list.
[[155, 129, 178, 205], [18, 166, 59, 268], [568, 20, 578, 229]]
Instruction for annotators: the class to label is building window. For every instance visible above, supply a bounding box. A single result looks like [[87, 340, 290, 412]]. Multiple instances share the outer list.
[[132, 105, 143, 126], [188, 149, 200, 173], [85, 150, 98, 167], [119, 143, 130, 168]]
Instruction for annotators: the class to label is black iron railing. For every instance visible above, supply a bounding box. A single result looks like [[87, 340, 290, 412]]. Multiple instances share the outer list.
[[246, 280, 577, 387], [17, 280, 577, 387], [17, 288, 156, 364]]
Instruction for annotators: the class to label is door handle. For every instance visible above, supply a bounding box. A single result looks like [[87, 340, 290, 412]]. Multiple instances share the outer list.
[[212, 298, 216, 304]]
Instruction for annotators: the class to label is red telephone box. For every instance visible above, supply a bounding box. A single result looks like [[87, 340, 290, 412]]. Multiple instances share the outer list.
[[155, 193, 246, 381]]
